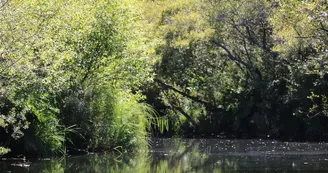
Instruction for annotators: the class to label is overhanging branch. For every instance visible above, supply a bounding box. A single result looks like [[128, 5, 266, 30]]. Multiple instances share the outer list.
[[154, 78, 219, 110]]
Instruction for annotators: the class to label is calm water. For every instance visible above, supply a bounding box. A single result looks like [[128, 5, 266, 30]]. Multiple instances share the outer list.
[[2, 138, 328, 172]]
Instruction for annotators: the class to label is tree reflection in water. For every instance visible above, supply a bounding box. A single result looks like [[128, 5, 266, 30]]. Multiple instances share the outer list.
[[2, 138, 328, 172]]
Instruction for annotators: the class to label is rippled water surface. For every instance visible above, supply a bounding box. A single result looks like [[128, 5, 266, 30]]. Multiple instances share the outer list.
[[2, 138, 328, 172]]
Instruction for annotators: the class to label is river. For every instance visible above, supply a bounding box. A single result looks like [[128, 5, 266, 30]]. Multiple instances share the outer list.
[[2, 138, 328, 172]]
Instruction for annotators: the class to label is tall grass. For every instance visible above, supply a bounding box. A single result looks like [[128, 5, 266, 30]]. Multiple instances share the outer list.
[[21, 85, 167, 156], [89, 87, 167, 152]]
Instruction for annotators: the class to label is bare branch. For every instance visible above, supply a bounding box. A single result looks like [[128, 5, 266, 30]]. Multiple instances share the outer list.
[[0, 0, 9, 9], [155, 78, 210, 106]]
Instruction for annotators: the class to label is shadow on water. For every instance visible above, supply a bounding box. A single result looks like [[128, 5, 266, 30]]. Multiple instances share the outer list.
[[2, 138, 328, 172]]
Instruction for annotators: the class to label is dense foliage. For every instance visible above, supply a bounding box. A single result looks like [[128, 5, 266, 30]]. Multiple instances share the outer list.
[[142, 0, 328, 141], [0, 0, 158, 156], [1, 0, 328, 156]]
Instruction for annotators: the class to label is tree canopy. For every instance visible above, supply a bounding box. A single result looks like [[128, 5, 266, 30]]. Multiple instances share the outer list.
[[1, 0, 328, 156]]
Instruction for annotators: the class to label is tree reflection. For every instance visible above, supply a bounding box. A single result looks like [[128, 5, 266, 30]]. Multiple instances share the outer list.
[[2, 139, 328, 172]]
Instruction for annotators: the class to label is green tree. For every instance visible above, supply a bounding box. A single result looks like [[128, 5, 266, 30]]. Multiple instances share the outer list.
[[0, 0, 158, 155], [143, 0, 328, 140]]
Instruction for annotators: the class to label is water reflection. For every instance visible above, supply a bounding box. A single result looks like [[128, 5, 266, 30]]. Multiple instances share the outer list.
[[2, 139, 328, 172]]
